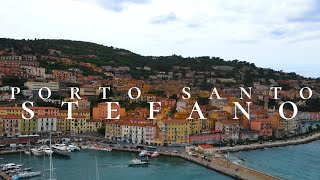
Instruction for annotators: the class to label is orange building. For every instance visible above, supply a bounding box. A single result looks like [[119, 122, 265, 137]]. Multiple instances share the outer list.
[[53, 70, 76, 82], [251, 119, 273, 137], [92, 102, 126, 120]]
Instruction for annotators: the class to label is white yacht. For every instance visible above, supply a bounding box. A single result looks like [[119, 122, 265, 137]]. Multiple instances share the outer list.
[[128, 158, 149, 166], [52, 144, 71, 157]]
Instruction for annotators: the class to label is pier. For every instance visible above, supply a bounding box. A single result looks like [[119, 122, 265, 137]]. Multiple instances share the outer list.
[[112, 147, 281, 180], [0, 170, 11, 180]]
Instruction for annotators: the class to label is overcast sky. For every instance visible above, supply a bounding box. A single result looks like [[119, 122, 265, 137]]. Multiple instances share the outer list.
[[1, 0, 319, 77]]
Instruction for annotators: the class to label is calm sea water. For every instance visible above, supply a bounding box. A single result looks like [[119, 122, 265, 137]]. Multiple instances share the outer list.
[[232, 140, 320, 180], [0, 150, 231, 180]]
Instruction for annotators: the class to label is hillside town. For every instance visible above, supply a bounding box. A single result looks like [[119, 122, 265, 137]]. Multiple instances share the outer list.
[[1, 47, 320, 148]]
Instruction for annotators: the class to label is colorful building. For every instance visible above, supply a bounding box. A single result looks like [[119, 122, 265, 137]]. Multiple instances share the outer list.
[[86, 119, 103, 133], [189, 133, 221, 144], [251, 119, 273, 138], [92, 102, 126, 120], [20, 118, 37, 135], [157, 118, 189, 146], [2, 115, 21, 137], [215, 120, 240, 141]]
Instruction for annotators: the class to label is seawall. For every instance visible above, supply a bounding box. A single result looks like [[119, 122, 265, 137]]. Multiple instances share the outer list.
[[217, 133, 320, 153]]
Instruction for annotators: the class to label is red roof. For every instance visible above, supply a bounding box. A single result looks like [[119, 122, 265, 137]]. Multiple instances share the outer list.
[[198, 144, 214, 149]]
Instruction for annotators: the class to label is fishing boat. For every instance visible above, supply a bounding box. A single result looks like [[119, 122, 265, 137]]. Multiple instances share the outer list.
[[139, 150, 147, 157], [128, 158, 149, 166]]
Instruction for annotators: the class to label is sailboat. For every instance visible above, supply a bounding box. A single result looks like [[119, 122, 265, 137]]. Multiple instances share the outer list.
[[45, 132, 57, 180]]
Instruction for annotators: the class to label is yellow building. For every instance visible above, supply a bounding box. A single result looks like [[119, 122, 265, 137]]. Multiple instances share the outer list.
[[2, 115, 21, 137], [157, 118, 189, 146], [59, 110, 90, 119], [20, 118, 37, 135], [0, 107, 59, 117], [70, 116, 87, 134], [105, 121, 121, 141], [58, 110, 90, 135], [86, 120, 102, 133], [57, 117, 67, 134], [174, 112, 201, 135]]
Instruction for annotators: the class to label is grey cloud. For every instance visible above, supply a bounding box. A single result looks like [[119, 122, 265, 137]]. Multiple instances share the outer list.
[[95, 0, 149, 12], [150, 13, 178, 24]]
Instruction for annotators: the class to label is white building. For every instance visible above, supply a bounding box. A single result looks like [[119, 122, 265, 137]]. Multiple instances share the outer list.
[[37, 116, 57, 133], [24, 81, 59, 91], [120, 122, 157, 144]]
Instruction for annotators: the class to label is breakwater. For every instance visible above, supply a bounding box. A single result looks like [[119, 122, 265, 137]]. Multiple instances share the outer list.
[[217, 133, 320, 153]]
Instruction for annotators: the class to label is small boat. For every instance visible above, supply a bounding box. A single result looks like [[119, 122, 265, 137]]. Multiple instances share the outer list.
[[129, 158, 149, 166], [42, 147, 54, 155], [17, 170, 42, 178], [23, 168, 32, 171], [68, 144, 80, 151], [24, 151, 31, 155], [31, 148, 43, 156], [139, 150, 147, 157], [91, 145, 112, 151], [150, 151, 160, 157]]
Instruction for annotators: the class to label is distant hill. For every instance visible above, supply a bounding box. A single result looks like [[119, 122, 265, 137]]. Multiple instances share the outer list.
[[0, 38, 312, 83]]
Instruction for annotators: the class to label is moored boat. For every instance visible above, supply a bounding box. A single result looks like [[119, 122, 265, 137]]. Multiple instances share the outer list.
[[17, 170, 42, 178], [139, 150, 147, 157], [31, 148, 43, 156], [150, 151, 160, 157], [52, 144, 71, 157], [128, 158, 149, 166], [68, 144, 81, 151]]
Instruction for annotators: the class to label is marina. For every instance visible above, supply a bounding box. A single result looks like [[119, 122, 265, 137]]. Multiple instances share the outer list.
[[0, 149, 231, 180]]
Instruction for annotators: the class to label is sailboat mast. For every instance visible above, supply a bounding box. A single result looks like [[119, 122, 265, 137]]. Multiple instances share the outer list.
[[49, 133, 53, 180], [95, 155, 99, 180]]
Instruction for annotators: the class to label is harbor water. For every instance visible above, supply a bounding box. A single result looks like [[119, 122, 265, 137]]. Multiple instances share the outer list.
[[1, 150, 231, 180], [232, 140, 320, 180]]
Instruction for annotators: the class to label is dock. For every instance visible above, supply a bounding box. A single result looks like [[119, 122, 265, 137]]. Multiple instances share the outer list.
[[0, 170, 11, 180]]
